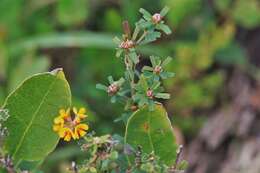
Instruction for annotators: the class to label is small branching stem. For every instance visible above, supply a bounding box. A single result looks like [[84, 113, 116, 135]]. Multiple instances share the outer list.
[[173, 145, 183, 170], [136, 30, 147, 44]]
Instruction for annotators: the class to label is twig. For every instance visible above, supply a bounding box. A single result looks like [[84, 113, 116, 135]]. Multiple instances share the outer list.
[[173, 145, 183, 170]]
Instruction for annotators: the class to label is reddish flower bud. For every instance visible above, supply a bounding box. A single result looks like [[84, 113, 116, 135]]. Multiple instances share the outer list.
[[146, 89, 154, 99], [119, 40, 134, 49], [153, 65, 162, 74], [152, 13, 162, 23], [107, 83, 119, 95]]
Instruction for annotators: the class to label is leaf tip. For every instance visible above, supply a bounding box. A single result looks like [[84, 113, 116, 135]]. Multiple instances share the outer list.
[[50, 68, 65, 79]]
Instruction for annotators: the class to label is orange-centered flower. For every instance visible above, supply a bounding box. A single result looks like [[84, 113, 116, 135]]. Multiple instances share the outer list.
[[53, 107, 89, 141]]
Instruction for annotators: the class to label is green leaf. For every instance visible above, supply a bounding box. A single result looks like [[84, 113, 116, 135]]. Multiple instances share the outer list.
[[125, 104, 177, 165], [139, 8, 152, 20], [160, 6, 170, 17], [142, 31, 161, 44], [108, 76, 114, 84], [161, 56, 172, 67], [3, 70, 71, 164], [160, 72, 175, 79], [138, 75, 149, 91], [129, 51, 139, 64], [113, 36, 121, 44], [116, 49, 123, 58], [157, 24, 172, 35], [96, 84, 108, 91], [155, 93, 170, 99], [142, 66, 153, 72]]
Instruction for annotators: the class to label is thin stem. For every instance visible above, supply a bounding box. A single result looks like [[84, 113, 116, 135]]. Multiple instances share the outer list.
[[136, 30, 147, 44], [173, 145, 183, 170]]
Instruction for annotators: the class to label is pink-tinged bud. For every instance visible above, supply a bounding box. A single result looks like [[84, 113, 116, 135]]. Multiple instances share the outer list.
[[119, 40, 134, 49], [153, 65, 162, 74], [152, 13, 162, 23], [146, 89, 154, 99], [107, 83, 119, 95]]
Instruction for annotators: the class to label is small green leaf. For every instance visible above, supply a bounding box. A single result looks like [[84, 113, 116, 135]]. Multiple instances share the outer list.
[[150, 56, 161, 67], [151, 81, 161, 90], [3, 70, 71, 164], [142, 31, 161, 44], [116, 77, 125, 86], [125, 104, 177, 165], [162, 56, 172, 66], [160, 72, 175, 79], [116, 49, 123, 58], [129, 51, 139, 64], [108, 76, 114, 84], [155, 93, 170, 99], [139, 8, 152, 20], [142, 66, 153, 72], [113, 36, 121, 44], [132, 26, 140, 41], [160, 6, 170, 17], [96, 84, 108, 91], [157, 24, 172, 35]]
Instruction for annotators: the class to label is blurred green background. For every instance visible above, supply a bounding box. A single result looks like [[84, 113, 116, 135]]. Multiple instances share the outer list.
[[0, 0, 259, 172]]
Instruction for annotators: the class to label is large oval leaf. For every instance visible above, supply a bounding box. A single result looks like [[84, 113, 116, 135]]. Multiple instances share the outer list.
[[2, 70, 71, 163], [125, 104, 177, 165]]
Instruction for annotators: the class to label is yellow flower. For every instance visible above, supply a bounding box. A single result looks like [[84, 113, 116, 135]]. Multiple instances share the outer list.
[[73, 107, 87, 123], [52, 108, 70, 132], [59, 127, 74, 141], [53, 107, 89, 142], [74, 124, 89, 139]]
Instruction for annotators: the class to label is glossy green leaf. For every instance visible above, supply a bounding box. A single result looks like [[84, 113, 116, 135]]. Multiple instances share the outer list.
[[125, 104, 177, 165], [3, 69, 71, 164]]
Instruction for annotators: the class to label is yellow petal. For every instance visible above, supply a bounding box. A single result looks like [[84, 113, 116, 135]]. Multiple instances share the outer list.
[[78, 129, 87, 137], [79, 107, 86, 115], [53, 125, 61, 132], [58, 127, 71, 138], [58, 128, 66, 138], [78, 114, 87, 119], [54, 117, 64, 124], [74, 117, 81, 124], [73, 107, 78, 114], [73, 130, 79, 139], [59, 109, 66, 116], [66, 108, 71, 114], [74, 124, 88, 139], [64, 133, 72, 141], [77, 124, 89, 131]]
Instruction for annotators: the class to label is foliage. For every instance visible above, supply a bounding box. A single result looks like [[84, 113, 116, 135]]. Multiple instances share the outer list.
[[125, 105, 178, 165], [0, 6, 186, 173], [3, 69, 71, 166], [0, 0, 259, 172]]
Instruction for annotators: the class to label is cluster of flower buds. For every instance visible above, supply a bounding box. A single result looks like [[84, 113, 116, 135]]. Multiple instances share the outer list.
[[107, 83, 119, 95], [152, 13, 162, 24], [146, 89, 154, 99], [153, 65, 162, 75], [119, 39, 134, 49]]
